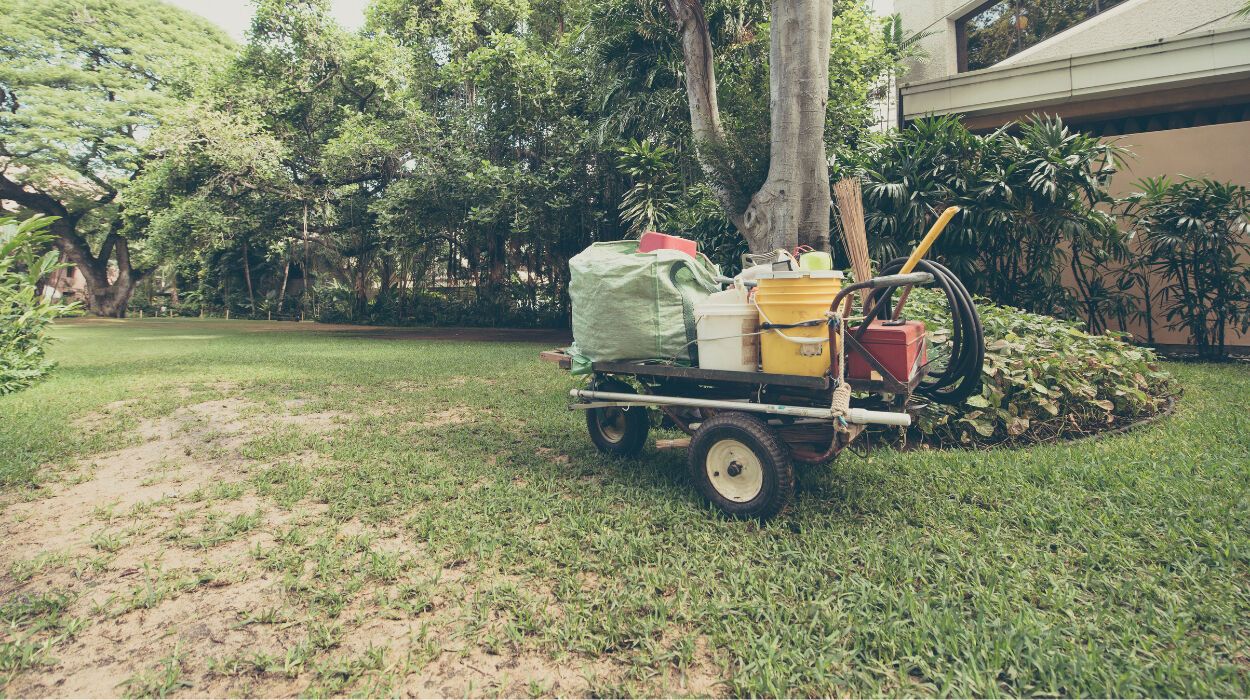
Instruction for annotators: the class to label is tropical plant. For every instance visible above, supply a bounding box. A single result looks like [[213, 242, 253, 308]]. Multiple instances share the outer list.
[[1124, 176, 1250, 359], [906, 290, 1176, 446], [617, 139, 681, 235], [856, 115, 1125, 323], [1, 215, 78, 394]]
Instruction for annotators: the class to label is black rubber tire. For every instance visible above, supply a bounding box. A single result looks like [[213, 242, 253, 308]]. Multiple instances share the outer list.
[[584, 378, 650, 457], [688, 412, 794, 520]]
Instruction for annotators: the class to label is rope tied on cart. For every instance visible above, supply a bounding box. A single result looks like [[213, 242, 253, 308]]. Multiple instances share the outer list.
[[758, 319, 826, 330], [827, 312, 853, 429], [752, 302, 830, 346]]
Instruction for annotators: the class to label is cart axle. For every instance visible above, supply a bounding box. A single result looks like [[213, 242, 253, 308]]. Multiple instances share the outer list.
[[569, 389, 911, 427]]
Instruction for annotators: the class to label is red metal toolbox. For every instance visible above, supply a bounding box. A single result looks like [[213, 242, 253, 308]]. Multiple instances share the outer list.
[[847, 320, 927, 383]]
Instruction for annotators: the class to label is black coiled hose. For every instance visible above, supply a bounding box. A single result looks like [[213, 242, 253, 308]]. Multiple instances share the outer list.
[[863, 258, 984, 405]]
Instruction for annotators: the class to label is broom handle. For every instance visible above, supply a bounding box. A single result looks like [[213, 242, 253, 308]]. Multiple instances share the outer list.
[[891, 206, 960, 319]]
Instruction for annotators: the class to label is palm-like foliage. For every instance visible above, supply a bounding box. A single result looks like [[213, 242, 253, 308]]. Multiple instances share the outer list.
[[617, 139, 682, 235], [856, 115, 1124, 323], [1125, 177, 1250, 359]]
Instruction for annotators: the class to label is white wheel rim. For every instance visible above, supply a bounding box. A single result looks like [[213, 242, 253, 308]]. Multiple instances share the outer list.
[[705, 439, 764, 503]]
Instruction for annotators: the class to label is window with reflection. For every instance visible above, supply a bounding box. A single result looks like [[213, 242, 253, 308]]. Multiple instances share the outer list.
[[957, 0, 1130, 72]]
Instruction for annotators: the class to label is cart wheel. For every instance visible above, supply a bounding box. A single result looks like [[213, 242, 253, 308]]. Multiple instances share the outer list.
[[585, 378, 649, 457], [688, 412, 794, 520]]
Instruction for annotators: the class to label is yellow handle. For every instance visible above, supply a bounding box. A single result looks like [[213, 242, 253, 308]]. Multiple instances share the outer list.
[[899, 206, 960, 274]]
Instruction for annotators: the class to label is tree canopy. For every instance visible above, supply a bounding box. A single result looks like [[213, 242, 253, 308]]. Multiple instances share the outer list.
[[0, 0, 234, 315], [1, 0, 903, 322]]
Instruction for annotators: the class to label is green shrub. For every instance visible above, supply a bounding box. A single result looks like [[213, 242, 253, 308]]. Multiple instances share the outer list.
[[1124, 176, 1250, 360], [1, 216, 78, 394], [312, 282, 565, 328], [617, 139, 682, 236], [906, 290, 1177, 446], [855, 115, 1127, 327]]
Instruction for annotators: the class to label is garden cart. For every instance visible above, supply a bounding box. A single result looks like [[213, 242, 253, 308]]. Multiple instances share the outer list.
[[542, 262, 983, 520]]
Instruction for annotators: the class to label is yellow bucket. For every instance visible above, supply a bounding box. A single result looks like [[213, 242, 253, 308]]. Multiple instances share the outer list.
[[755, 271, 843, 377]]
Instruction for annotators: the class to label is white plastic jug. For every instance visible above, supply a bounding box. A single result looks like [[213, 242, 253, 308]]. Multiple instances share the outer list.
[[695, 287, 759, 372]]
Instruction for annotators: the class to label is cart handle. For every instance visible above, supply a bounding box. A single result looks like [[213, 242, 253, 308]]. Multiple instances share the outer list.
[[863, 272, 933, 289], [828, 272, 934, 316]]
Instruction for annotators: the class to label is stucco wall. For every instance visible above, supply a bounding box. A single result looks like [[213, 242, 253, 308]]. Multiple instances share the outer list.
[[895, 0, 1247, 84], [1092, 120, 1250, 348], [1001, 0, 1244, 66], [896, 0, 983, 82]]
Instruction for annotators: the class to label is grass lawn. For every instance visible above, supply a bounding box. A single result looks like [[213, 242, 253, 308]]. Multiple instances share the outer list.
[[1, 318, 1248, 697]]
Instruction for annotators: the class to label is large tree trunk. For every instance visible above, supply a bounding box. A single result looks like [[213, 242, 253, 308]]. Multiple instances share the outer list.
[[1, 173, 142, 317], [663, 0, 742, 233], [666, 0, 834, 253], [51, 218, 142, 317]]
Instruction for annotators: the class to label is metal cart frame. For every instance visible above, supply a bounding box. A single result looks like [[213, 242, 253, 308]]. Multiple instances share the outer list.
[[541, 272, 937, 520]]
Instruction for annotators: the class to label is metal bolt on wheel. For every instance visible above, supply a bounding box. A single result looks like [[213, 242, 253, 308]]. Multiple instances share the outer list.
[[705, 439, 764, 503]]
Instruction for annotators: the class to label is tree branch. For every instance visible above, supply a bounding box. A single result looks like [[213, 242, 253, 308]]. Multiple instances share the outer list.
[[98, 232, 119, 266], [663, 0, 724, 148], [0, 171, 70, 219]]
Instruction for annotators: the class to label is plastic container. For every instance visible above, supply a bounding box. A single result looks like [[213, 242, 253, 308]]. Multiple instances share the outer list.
[[695, 287, 759, 373], [755, 270, 843, 377], [638, 231, 697, 258], [799, 251, 833, 271]]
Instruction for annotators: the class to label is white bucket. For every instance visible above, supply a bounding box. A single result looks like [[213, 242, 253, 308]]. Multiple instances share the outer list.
[[695, 292, 759, 373]]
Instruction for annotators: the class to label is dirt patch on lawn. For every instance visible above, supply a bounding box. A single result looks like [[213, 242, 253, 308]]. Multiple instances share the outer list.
[[419, 406, 485, 428], [0, 393, 343, 698], [3, 381, 720, 698]]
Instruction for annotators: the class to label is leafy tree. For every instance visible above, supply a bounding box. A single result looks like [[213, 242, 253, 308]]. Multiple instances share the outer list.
[[367, 0, 624, 321], [132, 0, 425, 320], [127, 0, 897, 325], [0, 0, 234, 316]]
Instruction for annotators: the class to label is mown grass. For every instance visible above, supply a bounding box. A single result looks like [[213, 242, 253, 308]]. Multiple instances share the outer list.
[[1, 318, 1248, 697]]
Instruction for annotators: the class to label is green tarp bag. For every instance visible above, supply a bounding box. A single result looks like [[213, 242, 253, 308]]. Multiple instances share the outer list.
[[568, 240, 721, 374]]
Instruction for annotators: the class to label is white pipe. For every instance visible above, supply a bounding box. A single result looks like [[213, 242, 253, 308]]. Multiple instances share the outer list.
[[571, 389, 832, 419], [847, 408, 912, 427], [569, 389, 911, 427]]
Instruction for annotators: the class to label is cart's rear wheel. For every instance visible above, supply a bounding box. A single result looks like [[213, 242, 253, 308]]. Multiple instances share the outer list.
[[585, 378, 649, 457], [688, 412, 794, 520]]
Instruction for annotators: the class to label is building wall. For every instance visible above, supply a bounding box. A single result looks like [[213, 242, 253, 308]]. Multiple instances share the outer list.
[[895, 0, 1246, 85], [1000, 0, 1244, 67], [1101, 120, 1250, 348]]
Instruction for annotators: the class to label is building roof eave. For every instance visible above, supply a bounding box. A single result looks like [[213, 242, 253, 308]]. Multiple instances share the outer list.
[[899, 26, 1250, 124]]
